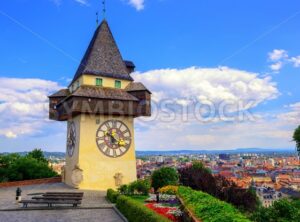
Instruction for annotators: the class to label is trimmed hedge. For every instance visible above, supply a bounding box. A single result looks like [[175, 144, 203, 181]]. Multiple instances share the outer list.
[[107, 189, 119, 203], [178, 186, 250, 222], [116, 195, 171, 222]]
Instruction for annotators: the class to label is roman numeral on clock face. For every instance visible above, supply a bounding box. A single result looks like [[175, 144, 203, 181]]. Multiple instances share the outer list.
[[112, 120, 117, 128], [122, 129, 129, 134], [105, 122, 111, 129]]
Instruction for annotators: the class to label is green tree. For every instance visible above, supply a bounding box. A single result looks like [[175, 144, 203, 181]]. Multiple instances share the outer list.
[[7, 157, 57, 181], [251, 199, 300, 222], [192, 161, 211, 173], [126, 179, 151, 195], [151, 167, 179, 191], [179, 162, 258, 212], [0, 152, 57, 182], [0, 153, 21, 182], [293, 125, 300, 155], [26, 149, 48, 163]]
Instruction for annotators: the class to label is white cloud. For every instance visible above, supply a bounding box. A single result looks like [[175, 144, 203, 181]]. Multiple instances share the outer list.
[[269, 61, 283, 72], [0, 77, 62, 139], [268, 49, 300, 72], [278, 102, 300, 124], [50, 0, 89, 6], [136, 102, 300, 150], [268, 49, 288, 72], [5, 131, 17, 139], [132, 67, 297, 150], [128, 0, 145, 11], [74, 0, 89, 6], [291, 56, 300, 67], [268, 49, 288, 61], [133, 67, 279, 109]]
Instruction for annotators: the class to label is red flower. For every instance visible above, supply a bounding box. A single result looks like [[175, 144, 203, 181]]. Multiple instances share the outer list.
[[145, 203, 179, 222]]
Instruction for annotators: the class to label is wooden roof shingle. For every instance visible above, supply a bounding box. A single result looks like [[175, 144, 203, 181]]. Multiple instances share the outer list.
[[48, 89, 70, 98], [125, 82, 151, 94]]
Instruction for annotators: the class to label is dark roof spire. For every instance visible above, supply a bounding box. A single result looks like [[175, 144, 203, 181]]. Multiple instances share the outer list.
[[70, 20, 133, 85]]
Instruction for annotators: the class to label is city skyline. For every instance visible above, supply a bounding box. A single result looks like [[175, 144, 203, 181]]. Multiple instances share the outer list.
[[0, 0, 300, 152]]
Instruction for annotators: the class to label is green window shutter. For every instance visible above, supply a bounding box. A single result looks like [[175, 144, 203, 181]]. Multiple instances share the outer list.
[[96, 78, 103, 86], [115, 80, 121, 89]]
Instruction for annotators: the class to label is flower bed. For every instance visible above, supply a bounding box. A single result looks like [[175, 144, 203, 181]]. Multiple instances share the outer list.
[[144, 193, 182, 222], [145, 203, 181, 222], [107, 189, 183, 222], [146, 194, 178, 204], [116, 195, 170, 222]]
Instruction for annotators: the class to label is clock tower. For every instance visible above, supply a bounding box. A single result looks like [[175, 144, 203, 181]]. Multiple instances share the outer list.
[[49, 20, 151, 190]]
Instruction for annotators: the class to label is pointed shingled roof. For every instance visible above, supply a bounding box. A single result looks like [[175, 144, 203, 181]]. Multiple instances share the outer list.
[[70, 20, 133, 85], [125, 82, 151, 94]]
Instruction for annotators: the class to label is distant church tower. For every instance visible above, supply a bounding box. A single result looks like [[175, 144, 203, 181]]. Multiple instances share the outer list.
[[49, 20, 151, 190]]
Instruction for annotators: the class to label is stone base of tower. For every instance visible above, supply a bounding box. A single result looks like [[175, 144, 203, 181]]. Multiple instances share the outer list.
[[63, 114, 137, 191]]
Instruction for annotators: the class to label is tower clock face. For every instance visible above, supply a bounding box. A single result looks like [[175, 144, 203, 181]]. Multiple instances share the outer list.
[[67, 122, 76, 157], [96, 120, 132, 158]]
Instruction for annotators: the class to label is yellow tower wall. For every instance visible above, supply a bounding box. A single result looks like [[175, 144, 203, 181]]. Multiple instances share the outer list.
[[64, 114, 137, 190], [69, 74, 131, 92], [81, 75, 131, 89]]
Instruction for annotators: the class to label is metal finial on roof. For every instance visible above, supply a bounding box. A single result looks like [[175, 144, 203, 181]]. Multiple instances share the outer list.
[[96, 12, 99, 26], [102, 0, 106, 19]]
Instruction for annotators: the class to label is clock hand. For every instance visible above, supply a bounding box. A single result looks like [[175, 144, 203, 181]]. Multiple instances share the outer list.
[[105, 131, 117, 144], [118, 139, 126, 146], [110, 133, 125, 146]]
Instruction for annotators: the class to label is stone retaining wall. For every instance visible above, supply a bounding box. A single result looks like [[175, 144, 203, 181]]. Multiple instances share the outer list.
[[178, 196, 202, 222], [0, 177, 62, 188]]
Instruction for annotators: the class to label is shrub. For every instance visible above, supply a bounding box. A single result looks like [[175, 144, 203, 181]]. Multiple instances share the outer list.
[[118, 184, 129, 195], [179, 162, 217, 196], [178, 186, 250, 222], [119, 179, 151, 195], [134, 179, 151, 195], [106, 189, 119, 203], [159, 185, 178, 195], [179, 163, 258, 212], [116, 195, 170, 222], [151, 167, 179, 191], [214, 175, 258, 212]]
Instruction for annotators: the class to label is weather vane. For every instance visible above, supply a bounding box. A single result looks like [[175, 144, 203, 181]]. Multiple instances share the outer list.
[[102, 0, 106, 19], [96, 12, 99, 26]]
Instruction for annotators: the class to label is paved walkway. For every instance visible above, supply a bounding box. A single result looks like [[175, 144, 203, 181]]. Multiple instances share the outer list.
[[0, 208, 122, 222], [0, 183, 125, 222]]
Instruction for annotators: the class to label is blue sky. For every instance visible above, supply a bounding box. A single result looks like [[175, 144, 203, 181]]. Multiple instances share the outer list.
[[0, 0, 300, 152]]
